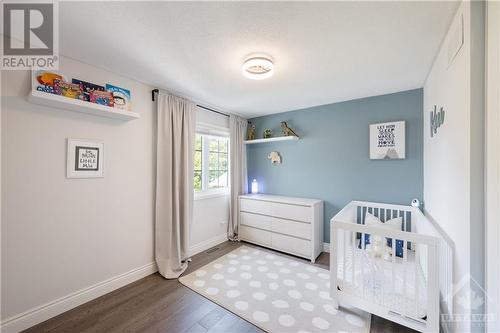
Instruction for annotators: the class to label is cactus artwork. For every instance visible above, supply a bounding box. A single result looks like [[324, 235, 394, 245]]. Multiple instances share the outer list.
[[430, 105, 445, 137]]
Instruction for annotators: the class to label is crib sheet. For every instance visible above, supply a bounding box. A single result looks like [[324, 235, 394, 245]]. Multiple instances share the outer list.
[[337, 246, 427, 319]]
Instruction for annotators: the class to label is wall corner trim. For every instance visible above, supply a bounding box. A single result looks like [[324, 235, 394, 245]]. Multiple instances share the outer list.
[[1, 262, 157, 332]]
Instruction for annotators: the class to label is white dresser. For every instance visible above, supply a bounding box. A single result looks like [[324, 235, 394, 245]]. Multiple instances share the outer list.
[[238, 194, 324, 262]]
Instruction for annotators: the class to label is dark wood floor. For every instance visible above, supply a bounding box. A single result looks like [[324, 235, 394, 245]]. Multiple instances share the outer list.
[[24, 241, 416, 333]]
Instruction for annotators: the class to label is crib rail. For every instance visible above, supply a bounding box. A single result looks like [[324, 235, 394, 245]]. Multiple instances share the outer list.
[[336, 201, 453, 313], [330, 201, 442, 333], [418, 210, 454, 323]]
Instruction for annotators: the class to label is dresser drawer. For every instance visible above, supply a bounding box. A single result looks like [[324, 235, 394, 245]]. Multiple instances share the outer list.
[[240, 198, 312, 223], [271, 218, 311, 240], [271, 233, 311, 257], [240, 225, 272, 246], [240, 212, 271, 231], [240, 198, 272, 215]]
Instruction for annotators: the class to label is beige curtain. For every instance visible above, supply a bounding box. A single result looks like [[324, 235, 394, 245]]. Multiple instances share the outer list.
[[155, 92, 195, 279], [228, 115, 248, 241]]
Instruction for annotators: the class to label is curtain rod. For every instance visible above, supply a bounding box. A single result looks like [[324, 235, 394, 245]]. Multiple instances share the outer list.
[[152, 89, 229, 118]]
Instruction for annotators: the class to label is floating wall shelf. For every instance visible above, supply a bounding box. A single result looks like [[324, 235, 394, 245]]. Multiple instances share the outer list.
[[27, 90, 140, 121], [244, 136, 299, 145]]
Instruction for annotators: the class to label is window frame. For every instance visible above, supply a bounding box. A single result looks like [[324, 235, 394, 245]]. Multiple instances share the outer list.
[[194, 125, 230, 200], [206, 137, 228, 190], [194, 135, 203, 192]]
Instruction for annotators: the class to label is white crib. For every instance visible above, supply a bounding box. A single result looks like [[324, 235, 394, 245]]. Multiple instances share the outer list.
[[330, 201, 453, 333]]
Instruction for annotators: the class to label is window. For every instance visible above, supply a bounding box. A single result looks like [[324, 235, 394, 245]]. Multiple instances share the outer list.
[[194, 133, 229, 193], [194, 135, 203, 191]]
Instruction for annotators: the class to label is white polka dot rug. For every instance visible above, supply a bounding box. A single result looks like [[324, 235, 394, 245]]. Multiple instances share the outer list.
[[179, 246, 370, 333]]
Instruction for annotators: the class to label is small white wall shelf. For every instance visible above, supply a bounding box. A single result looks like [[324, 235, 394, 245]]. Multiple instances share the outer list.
[[27, 90, 140, 121], [244, 136, 299, 145]]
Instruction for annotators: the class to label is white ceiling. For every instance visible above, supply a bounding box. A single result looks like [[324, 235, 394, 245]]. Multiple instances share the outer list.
[[59, 1, 458, 118]]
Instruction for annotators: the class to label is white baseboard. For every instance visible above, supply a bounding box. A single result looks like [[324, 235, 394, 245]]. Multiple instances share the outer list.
[[190, 233, 228, 256], [1, 262, 157, 333], [323, 242, 331, 253]]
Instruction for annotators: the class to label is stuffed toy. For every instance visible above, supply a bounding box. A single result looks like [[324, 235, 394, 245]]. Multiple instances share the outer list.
[[365, 234, 392, 260], [363, 212, 403, 261]]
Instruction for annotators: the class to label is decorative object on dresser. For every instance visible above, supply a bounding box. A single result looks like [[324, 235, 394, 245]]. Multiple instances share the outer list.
[[263, 128, 273, 138], [238, 194, 323, 262], [267, 151, 281, 165], [369, 120, 405, 159], [251, 179, 259, 194], [280, 121, 299, 137]]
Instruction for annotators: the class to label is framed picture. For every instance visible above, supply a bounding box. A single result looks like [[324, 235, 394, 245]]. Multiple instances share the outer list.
[[67, 139, 104, 178], [369, 121, 405, 159]]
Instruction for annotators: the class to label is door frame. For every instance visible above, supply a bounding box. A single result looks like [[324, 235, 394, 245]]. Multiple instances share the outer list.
[[486, 2, 500, 332]]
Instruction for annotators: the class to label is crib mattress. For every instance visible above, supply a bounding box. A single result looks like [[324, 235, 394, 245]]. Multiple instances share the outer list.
[[336, 246, 427, 319]]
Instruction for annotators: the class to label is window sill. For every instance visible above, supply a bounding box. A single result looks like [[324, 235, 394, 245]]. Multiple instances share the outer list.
[[194, 189, 230, 201]]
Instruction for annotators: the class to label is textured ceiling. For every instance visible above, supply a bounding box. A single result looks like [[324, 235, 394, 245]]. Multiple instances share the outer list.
[[59, 1, 458, 117]]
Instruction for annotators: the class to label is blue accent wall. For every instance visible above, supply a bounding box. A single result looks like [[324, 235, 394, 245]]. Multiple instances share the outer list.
[[247, 89, 423, 243]]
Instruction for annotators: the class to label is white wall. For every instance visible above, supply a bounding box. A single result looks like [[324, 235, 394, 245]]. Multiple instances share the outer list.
[[191, 194, 229, 254], [191, 108, 230, 255], [469, 0, 486, 313], [1, 56, 156, 331], [424, 0, 471, 290], [486, 3, 500, 332], [423, 1, 485, 331], [1, 62, 234, 331], [1, 59, 232, 331]]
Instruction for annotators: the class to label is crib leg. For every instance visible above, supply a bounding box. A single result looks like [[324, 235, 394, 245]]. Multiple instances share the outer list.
[[332, 299, 339, 310]]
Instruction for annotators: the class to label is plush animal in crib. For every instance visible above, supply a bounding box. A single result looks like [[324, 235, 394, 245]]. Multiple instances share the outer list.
[[363, 212, 402, 261], [267, 151, 281, 165], [365, 235, 392, 261]]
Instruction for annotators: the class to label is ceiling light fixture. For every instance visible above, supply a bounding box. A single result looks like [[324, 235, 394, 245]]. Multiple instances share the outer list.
[[242, 55, 274, 80]]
